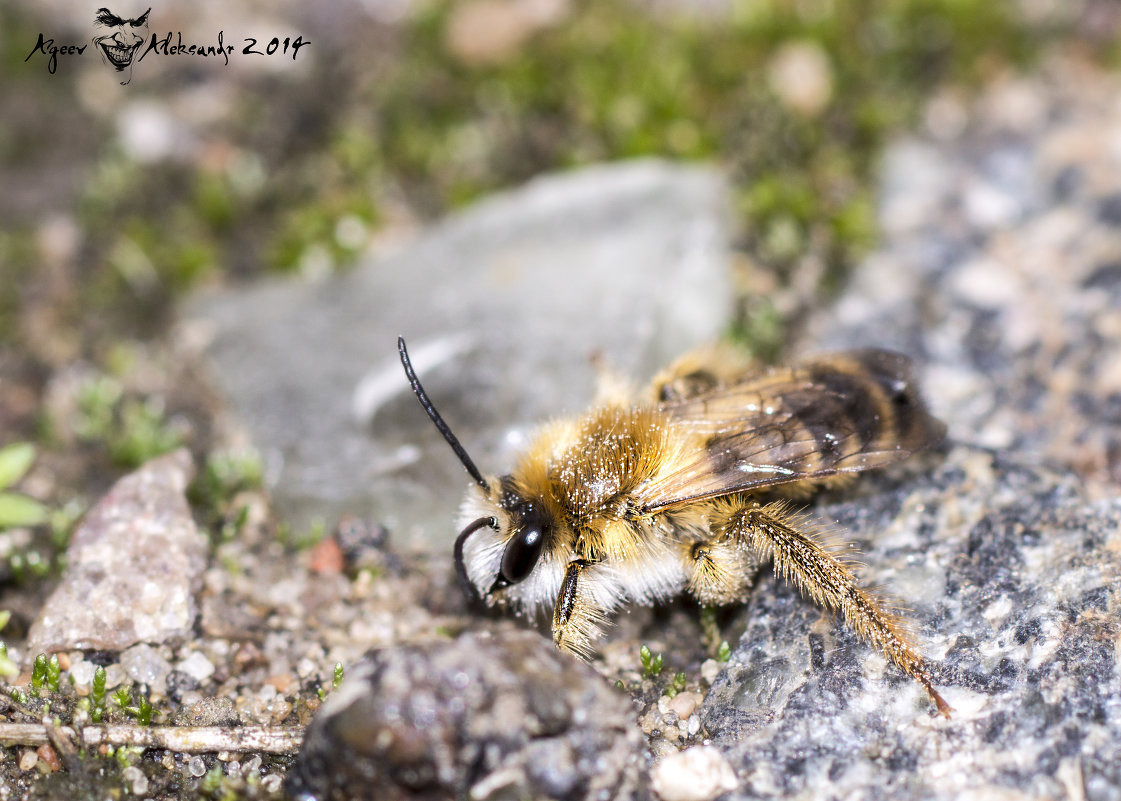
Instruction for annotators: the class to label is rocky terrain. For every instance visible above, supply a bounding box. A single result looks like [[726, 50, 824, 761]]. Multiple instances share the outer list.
[[1, 2, 1119, 798]]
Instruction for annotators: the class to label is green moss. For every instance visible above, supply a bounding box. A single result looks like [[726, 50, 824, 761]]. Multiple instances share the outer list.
[[90, 666, 107, 724], [46, 654, 61, 693], [0, 645, 19, 680], [109, 397, 185, 467], [70, 372, 185, 468], [0, 230, 37, 344], [0, 442, 49, 528], [639, 643, 664, 678], [664, 671, 689, 698]]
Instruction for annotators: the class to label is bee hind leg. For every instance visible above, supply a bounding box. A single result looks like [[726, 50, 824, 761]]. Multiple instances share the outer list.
[[551, 559, 608, 660], [714, 498, 952, 717]]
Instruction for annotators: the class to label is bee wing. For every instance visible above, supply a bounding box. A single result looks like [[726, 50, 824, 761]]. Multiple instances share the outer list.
[[634, 350, 945, 514]]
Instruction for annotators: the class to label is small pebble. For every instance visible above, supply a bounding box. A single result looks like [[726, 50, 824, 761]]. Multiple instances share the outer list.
[[68, 658, 96, 693], [766, 40, 834, 117], [22, 449, 205, 654], [266, 673, 293, 694], [700, 659, 721, 685], [177, 651, 215, 683], [123, 765, 149, 796], [18, 750, 37, 771], [188, 756, 207, 777], [308, 537, 343, 574], [121, 643, 172, 695], [667, 691, 700, 721], [261, 775, 283, 793], [36, 744, 61, 772], [650, 746, 738, 801], [104, 664, 127, 689]]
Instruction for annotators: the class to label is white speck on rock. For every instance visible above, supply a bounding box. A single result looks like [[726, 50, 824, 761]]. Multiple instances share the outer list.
[[651, 745, 738, 801]]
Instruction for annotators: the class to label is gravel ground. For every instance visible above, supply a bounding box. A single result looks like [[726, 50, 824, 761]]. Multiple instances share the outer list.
[[3, 30, 1121, 801]]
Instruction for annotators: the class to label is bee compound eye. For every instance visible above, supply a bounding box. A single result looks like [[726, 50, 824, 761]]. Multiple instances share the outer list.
[[499, 524, 545, 585]]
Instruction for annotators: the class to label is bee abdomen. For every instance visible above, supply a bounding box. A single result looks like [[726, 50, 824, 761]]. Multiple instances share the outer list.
[[801, 349, 945, 462]]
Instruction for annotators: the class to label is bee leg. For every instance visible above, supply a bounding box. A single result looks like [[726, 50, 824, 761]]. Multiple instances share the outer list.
[[717, 499, 952, 717], [684, 538, 760, 607], [648, 343, 752, 402], [589, 352, 634, 407], [551, 559, 607, 660]]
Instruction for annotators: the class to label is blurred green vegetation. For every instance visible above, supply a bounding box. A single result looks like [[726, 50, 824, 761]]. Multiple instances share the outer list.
[[2, 0, 1072, 359], [0, 443, 48, 529], [377, 0, 1039, 284]]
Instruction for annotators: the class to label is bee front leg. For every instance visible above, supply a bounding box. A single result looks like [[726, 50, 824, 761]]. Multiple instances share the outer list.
[[715, 499, 952, 717], [551, 559, 607, 660]]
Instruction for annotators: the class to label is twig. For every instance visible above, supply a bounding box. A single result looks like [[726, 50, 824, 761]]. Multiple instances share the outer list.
[[45, 722, 83, 773], [0, 722, 304, 754]]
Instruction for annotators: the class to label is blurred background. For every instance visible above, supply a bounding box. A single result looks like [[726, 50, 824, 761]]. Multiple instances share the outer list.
[[0, 0, 1118, 565]]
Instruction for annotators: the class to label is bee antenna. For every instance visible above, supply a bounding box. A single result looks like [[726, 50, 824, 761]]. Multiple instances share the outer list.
[[455, 515, 497, 603], [397, 337, 491, 493]]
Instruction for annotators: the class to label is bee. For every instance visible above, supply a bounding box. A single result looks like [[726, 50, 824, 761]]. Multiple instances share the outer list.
[[397, 337, 951, 716]]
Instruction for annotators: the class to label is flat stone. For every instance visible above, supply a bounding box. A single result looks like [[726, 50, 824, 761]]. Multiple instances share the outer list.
[[24, 449, 206, 657], [285, 626, 645, 801], [186, 159, 733, 546]]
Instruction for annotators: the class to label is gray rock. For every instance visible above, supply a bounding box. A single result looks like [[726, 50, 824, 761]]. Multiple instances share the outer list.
[[703, 67, 1121, 801], [799, 70, 1121, 487], [700, 446, 1121, 801], [24, 449, 206, 656], [285, 627, 646, 801], [185, 159, 733, 545]]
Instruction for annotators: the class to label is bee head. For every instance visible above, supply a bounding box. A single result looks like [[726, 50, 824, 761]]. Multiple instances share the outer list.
[[455, 481, 556, 600], [398, 337, 548, 603]]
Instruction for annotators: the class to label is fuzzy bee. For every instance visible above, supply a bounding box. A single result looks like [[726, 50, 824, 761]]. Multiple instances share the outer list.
[[398, 337, 950, 716]]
